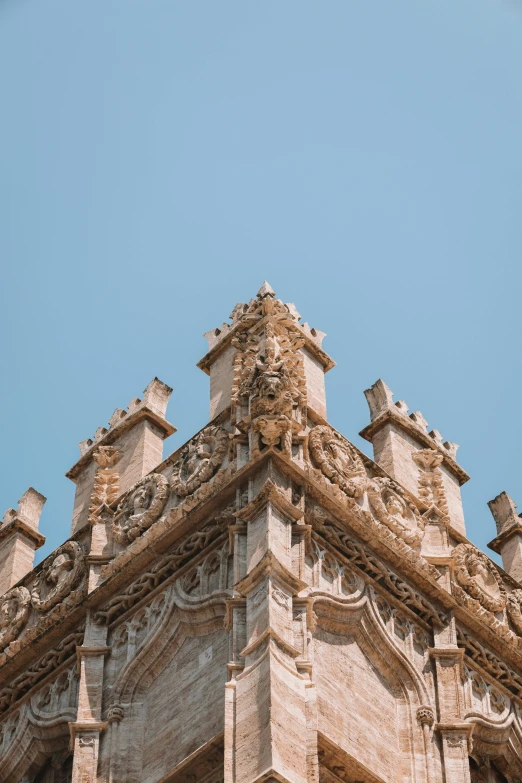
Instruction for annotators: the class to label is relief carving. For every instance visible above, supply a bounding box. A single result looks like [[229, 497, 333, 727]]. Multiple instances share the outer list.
[[454, 544, 507, 614], [31, 541, 85, 613], [0, 587, 31, 652], [88, 445, 121, 525], [113, 473, 169, 542], [231, 288, 307, 458], [170, 426, 228, 497], [507, 589, 522, 636], [309, 426, 424, 546], [413, 448, 449, 515]]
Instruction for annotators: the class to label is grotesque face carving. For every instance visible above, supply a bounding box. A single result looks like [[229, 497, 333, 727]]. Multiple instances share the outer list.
[[385, 494, 405, 519]]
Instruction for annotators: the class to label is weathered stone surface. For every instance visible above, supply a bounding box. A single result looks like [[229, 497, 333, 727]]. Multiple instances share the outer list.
[[0, 285, 519, 783]]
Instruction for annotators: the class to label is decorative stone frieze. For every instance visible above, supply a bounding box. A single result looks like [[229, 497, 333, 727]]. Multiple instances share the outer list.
[[170, 425, 229, 497], [309, 425, 425, 547], [30, 541, 85, 613], [0, 587, 31, 652], [112, 472, 169, 543], [453, 544, 507, 614]]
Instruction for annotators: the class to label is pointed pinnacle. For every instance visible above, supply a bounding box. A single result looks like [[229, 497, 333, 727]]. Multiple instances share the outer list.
[[257, 281, 275, 298]]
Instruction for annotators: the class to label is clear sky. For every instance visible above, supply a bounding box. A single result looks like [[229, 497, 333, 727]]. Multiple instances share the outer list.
[[0, 0, 520, 565]]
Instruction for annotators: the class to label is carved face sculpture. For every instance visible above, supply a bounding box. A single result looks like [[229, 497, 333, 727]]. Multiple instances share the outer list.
[[385, 495, 404, 519], [47, 553, 73, 585], [131, 484, 153, 517], [0, 598, 17, 630]]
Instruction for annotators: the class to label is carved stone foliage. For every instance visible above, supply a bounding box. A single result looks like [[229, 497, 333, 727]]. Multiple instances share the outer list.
[[88, 445, 121, 525], [457, 626, 522, 701], [95, 506, 235, 625], [309, 425, 425, 547], [0, 587, 31, 653], [310, 517, 446, 626], [453, 543, 507, 614], [0, 628, 84, 715], [507, 589, 522, 637], [31, 541, 85, 613], [113, 473, 169, 543], [170, 426, 228, 497], [412, 448, 449, 515]]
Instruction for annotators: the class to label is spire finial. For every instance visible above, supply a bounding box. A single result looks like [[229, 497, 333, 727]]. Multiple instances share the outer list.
[[257, 281, 275, 298]]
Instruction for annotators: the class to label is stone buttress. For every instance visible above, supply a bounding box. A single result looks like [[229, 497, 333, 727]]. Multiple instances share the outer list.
[[0, 283, 521, 783]]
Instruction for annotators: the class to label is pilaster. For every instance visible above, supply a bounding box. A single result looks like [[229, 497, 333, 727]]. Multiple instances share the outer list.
[[226, 469, 315, 783]]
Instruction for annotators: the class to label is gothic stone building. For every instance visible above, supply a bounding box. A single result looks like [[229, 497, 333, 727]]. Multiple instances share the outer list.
[[1, 284, 522, 783]]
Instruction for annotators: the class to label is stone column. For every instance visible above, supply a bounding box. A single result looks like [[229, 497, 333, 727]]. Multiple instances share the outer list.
[[225, 473, 315, 783], [70, 615, 109, 783], [429, 615, 472, 783]]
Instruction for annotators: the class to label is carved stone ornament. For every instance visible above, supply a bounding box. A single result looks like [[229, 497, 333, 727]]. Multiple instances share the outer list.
[[507, 588, 522, 636], [453, 543, 507, 614], [309, 426, 424, 547], [31, 541, 85, 613], [0, 586, 31, 652], [309, 425, 367, 496], [170, 425, 228, 497], [113, 473, 169, 543]]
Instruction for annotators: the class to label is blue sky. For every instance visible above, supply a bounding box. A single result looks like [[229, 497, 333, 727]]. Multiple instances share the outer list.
[[0, 0, 521, 564]]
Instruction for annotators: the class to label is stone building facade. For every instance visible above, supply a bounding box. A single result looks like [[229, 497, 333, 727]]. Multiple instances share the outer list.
[[1, 283, 522, 783]]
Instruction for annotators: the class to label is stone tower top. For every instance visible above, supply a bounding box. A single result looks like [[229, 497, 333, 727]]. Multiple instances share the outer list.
[[197, 282, 335, 421]]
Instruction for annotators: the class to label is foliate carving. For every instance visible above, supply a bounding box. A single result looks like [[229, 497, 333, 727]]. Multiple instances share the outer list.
[[0, 587, 31, 652], [413, 449, 448, 515], [88, 445, 121, 525], [453, 544, 507, 614], [507, 589, 522, 636], [95, 507, 234, 625], [457, 627, 522, 700], [31, 541, 85, 613], [0, 628, 84, 715], [113, 473, 169, 542], [170, 426, 228, 497], [416, 706, 435, 726], [312, 518, 446, 626], [309, 426, 424, 547]]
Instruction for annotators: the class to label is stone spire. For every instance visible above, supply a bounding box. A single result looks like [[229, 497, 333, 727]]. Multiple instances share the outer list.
[[198, 282, 334, 424]]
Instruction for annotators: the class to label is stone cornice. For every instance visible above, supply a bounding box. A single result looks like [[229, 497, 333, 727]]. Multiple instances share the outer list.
[[0, 516, 45, 548], [66, 405, 176, 481], [488, 522, 522, 555], [359, 406, 470, 486]]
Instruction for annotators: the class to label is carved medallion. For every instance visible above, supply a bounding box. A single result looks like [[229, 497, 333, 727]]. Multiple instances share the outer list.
[[113, 473, 169, 542], [507, 589, 522, 636], [0, 586, 31, 651], [453, 544, 507, 614], [31, 541, 85, 613], [367, 478, 425, 548], [170, 426, 228, 497], [309, 425, 367, 496]]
